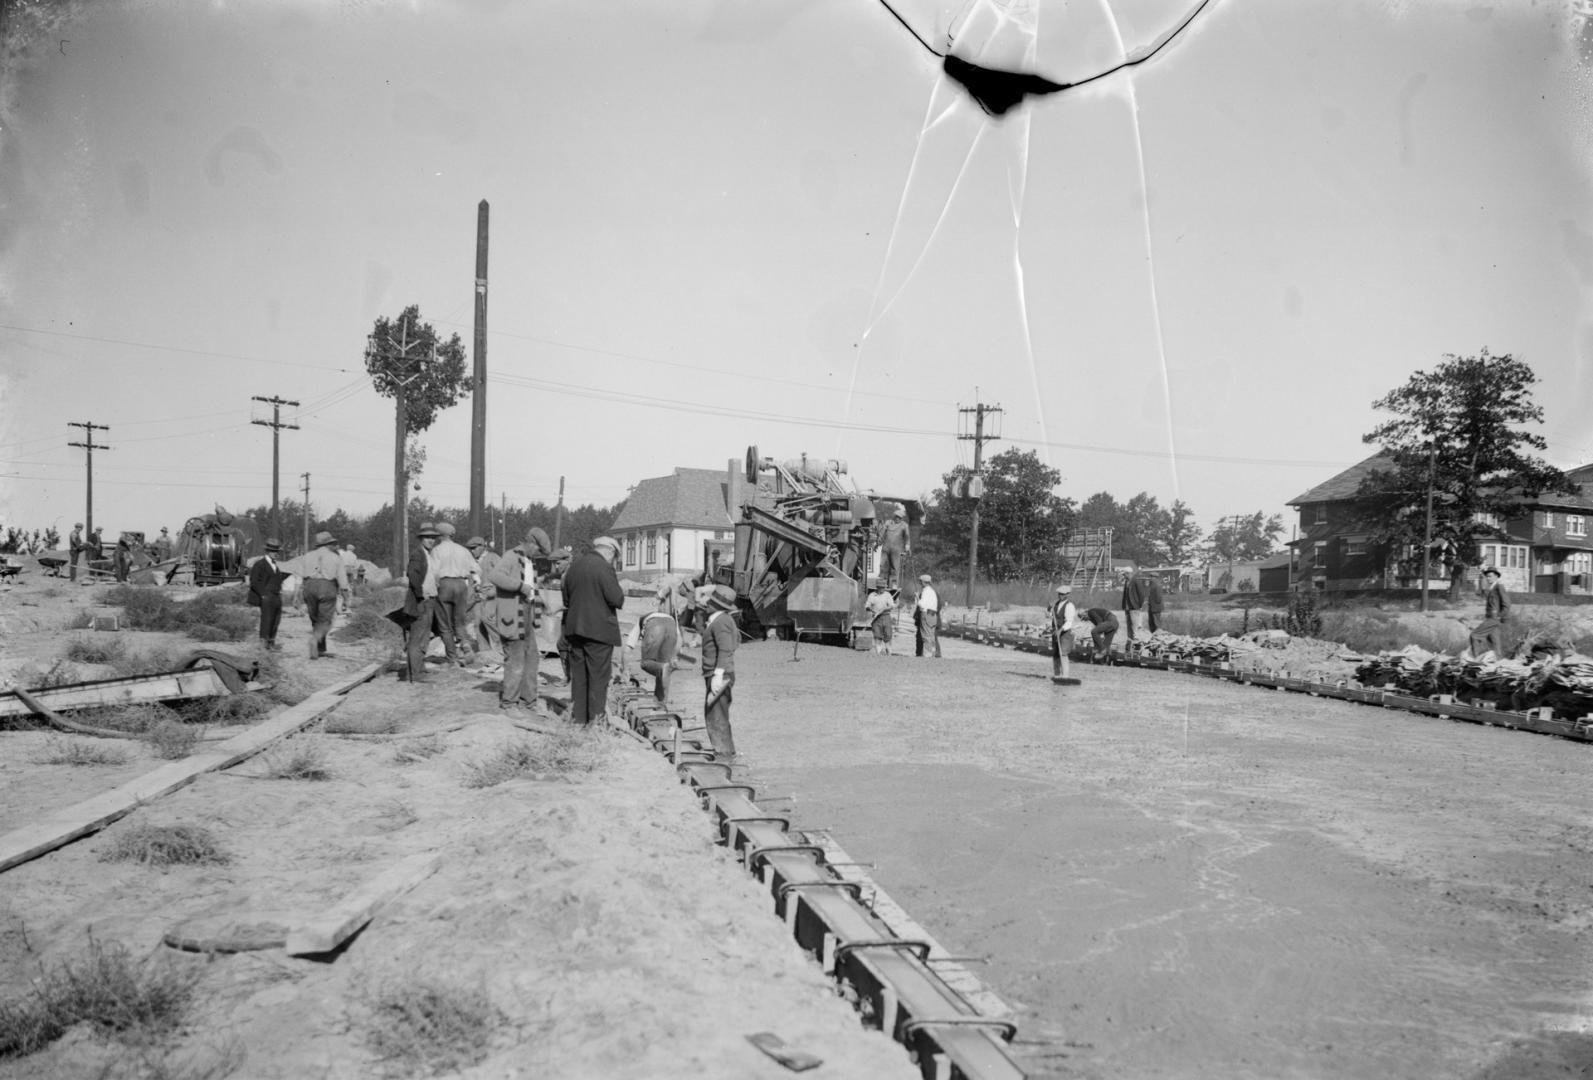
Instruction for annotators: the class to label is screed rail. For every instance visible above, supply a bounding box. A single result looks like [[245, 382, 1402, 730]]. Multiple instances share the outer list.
[[609, 686, 1027, 1080]]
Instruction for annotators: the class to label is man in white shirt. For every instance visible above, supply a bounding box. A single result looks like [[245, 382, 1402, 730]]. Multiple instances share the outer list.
[[914, 573, 941, 658], [429, 522, 481, 666], [1051, 583, 1080, 679]]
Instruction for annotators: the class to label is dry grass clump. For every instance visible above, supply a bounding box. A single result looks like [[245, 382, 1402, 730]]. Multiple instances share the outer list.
[[323, 709, 401, 735], [101, 823, 229, 866], [392, 736, 445, 764], [179, 693, 274, 726], [258, 739, 331, 781], [35, 738, 133, 767], [257, 651, 314, 706], [105, 584, 255, 643], [359, 978, 505, 1077], [462, 729, 606, 789], [63, 635, 129, 664], [146, 720, 201, 760], [70, 703, 173, 735], [332, 588, 406, 648], [13, 658, 80, 690], [0, 936, 198, 1059], [110, 645, 187, 679]]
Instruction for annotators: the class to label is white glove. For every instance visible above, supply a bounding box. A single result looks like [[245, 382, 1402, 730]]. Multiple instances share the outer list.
[[709, 669, 727, 696]]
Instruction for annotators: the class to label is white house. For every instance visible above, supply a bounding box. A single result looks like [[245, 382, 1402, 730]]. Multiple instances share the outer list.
[[609, 467, 735, 579]]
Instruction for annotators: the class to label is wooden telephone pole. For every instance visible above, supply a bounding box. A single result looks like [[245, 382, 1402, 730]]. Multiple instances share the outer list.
[[957, 401, 1002, 607], [251, 395, 299, 542], [469, 199, 489, 540], [67, 421, 110, 541]]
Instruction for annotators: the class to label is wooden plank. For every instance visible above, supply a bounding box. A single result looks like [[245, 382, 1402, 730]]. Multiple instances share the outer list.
[[284, 850, 442, 956], [0, 668, 230, 720], [0, 662, 381, 874]]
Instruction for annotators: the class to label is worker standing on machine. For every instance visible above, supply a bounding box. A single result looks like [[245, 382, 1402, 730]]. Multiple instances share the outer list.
[[876, 506, 911, 590]]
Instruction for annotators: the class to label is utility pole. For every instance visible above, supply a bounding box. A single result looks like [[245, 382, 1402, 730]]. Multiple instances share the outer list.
[[251, 395, 300, 543], [300, 472, 311, 553], [67, 421, 110, 541], [367, 318, 432, 572], [469, 199, 489, 539], [501, 492, 507, 552], [1421, 442, 1437, 612], [553, 476, 566, 551], [957, 401, 1002, 607]]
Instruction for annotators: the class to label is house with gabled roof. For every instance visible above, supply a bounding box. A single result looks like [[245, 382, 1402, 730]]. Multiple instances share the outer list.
[[1288, 452, 1593, 595], [609, 467, 734, 579]]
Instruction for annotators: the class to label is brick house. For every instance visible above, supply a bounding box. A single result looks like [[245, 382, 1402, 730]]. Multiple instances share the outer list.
[[608, 467, 734, 580], [1288, 453, 1593, 595]]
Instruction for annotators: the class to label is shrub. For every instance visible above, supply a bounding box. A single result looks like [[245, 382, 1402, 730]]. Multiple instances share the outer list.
[[101, 823, 229, 866], [35, 738, 133, 767], [105, 585, 253, 642], [324, 710, 401, 735], [110, 645, 186, 679], [462, 730, 605, 789], [179, 693, 274, 726], [359, 978, 504, 1077], [0, 936, 197, 1058], [333, 587, 406, 647], [69, 703, 172, 735], [259, 739, 331, 781], [146, 720, 200, 759], [63, 635, 128, 665]]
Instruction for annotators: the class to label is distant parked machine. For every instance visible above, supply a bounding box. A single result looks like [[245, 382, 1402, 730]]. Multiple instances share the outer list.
[[174, 506, 263, 585], [713, 446, 922, 647]]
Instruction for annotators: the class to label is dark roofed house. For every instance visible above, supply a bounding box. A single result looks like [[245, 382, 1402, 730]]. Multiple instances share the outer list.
[[609, 467, 734, 580], [1288, 452, 1593, 595], [1287, 453, 1400, 592]]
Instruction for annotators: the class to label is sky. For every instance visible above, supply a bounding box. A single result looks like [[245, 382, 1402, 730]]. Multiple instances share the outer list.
[[2, 0, 1591, 551]]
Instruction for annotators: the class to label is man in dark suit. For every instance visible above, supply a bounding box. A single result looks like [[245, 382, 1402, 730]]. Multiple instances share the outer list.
[[561, 535, 624, 725], [247, 538, 286, 650], [402, 523, 442, 683]]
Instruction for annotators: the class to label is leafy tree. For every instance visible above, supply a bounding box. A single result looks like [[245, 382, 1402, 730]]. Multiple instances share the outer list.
[[1355, 349, 1574, 598], [1073, 491, 1200, 567], [364, 304, 469, 568], [1162, 500, 1202, 565], [1206, 512, 1284, 563], [918, 448, 1076, 584]]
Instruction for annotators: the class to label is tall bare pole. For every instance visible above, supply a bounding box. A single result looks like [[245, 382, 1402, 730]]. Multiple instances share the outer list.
[[958, 401, 1001, 607], [251, 396, 299, 542], [553, 476, 566, 551], [67, 422, 110, 540], [1421, 443, 1437, 612], [300, 472, 311, 553], [470, 199, 489, 539]]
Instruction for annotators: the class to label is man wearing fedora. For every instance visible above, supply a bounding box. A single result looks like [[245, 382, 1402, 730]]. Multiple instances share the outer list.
[[247, 538, 288, 650], [561, 535, 625, 725], [1469, 566, 1511, 659], [429, 521, 480, 667], [488, 527, 554, 714], [286, 530, 350, 659], [402, 523, 442, 683], [699, 583, 740, 760]]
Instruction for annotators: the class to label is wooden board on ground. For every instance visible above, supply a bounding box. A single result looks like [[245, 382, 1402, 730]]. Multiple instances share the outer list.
[[0, 666, 231, 720], [284, 850, 442, 956], [0, 662, 382, 875], [1051, 676, 1082, 686], [163, 911, 298, 953]]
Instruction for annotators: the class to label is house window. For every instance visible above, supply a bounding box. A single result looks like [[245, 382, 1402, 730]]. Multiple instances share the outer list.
[[1568, 552, 1592, 575], [625, 535, 637, 566], [645, 531, 657, 563], [1542, 511, 1555, 528], [1313, 505, 1327, 525], [1343, 539, 1367, 556], [1480, 543, 1527, 570], [1474, 511, 1501, 529], [1569, 516, 1587, 538], [714, 531, 726, 540], [1311, 540, 1327, 565]]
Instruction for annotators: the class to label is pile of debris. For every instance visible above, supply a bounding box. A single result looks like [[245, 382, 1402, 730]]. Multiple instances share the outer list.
[[1354, 645, 1593, 716], [1128, 629, 1366, 681]]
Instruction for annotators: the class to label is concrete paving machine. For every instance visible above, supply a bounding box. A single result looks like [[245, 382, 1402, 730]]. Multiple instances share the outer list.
[[714, 446, 923, 647]]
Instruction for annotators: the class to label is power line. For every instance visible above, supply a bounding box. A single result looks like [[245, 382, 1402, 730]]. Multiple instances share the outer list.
[[0, 322, 359, 373], [66, 421, 110, 541], [251, 395, 300, 541]]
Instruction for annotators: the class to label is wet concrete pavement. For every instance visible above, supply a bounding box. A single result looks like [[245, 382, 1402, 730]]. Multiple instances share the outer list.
[[724, 635, 1593, 1079]]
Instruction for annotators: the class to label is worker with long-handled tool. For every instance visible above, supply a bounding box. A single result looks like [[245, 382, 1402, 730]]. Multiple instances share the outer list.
[[1050, 584, 1082, 685]]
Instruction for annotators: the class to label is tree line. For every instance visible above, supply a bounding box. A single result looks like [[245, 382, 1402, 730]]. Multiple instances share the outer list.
[[912, 446, 1284, 584]]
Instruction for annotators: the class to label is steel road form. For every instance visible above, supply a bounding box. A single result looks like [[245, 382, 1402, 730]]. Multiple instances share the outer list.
[[941, 621, 1593, 745], [609, 686, 1028, 1080]]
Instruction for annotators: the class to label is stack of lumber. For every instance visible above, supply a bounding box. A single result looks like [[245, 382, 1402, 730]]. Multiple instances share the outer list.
[[1355, 647, 1593, 716]]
